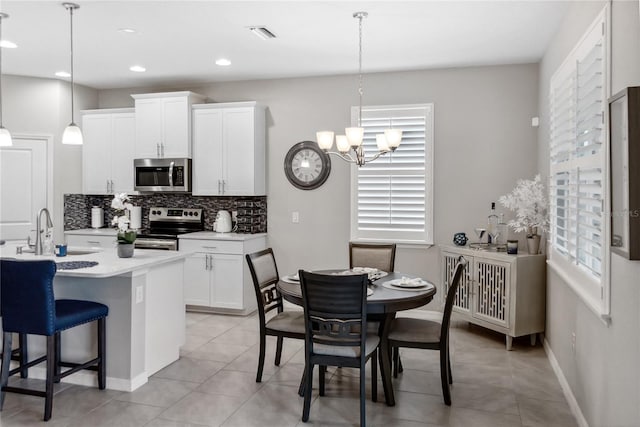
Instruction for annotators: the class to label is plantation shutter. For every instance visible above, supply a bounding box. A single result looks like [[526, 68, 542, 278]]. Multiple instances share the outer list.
[[549, 11, 606, 290], [351, 104, 433, 244]]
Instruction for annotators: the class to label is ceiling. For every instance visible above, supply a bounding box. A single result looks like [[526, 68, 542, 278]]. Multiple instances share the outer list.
[[1, 1, 571, 90]]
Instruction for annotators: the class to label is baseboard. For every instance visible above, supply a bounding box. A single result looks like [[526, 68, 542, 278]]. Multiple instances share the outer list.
[[27, 366, 148, 392], [543, 338, 589, 427]]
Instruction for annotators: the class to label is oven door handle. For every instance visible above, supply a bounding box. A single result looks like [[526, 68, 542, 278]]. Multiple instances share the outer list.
[[169, 161, 175, 187]]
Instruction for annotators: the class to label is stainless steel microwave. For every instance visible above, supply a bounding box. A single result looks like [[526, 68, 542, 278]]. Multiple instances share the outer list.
[[134, 158, 192, 192]]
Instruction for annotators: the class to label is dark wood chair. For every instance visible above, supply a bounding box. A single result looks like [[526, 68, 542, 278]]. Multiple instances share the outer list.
[[349, 242, 397, 272], [299, 270, 378, 426], [246, 248, 305, 382], [388, 255, 468, 405], [0, 259, 108, 421]]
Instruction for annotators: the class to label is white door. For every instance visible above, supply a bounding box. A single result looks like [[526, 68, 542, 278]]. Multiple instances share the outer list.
[[183, 253, 211, 306], [135, 98, 162, 158], [0, 136, 50, 241], [211, 254, 244, 309], [192, 108, 224, 195], [111, 113, 136, 193], [82, 114, 112, 194], [223, 108, 255, 195], [162, 97, 190, 158]]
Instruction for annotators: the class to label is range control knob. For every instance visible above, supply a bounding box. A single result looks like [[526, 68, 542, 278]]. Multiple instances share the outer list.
[[194, 212, 199, 216]]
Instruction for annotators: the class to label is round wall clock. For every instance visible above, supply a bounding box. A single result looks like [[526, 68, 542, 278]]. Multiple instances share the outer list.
[[284, 141, 331, 190]]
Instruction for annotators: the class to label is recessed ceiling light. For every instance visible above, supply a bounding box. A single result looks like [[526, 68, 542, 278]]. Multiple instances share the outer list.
[[215, 58, 231, 66], [0, 40, 17, 48], [55, 71, 71, 78], [248, 27, 276, 40], [118, 28, 137, 34], [129, 65, 146, 72]]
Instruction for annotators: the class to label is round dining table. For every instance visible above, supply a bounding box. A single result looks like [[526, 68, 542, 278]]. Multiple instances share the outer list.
[[277, 270, 437, 406]]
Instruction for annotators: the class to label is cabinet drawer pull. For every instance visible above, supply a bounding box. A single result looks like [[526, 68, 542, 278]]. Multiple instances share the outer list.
[[202, 246, 217, 250], [205, 254, 210, 270], [87, 240, 101, 245]]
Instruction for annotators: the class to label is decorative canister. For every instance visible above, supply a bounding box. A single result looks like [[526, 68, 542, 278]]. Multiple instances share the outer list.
[[91, 207, 104, 229], [453, 232, 468, 246]]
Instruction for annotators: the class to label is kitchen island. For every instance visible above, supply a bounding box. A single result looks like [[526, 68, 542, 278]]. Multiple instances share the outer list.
[[0, 243, 188, 391]]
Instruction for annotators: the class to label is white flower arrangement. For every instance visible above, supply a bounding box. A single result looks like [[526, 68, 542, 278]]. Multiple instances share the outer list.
[[111, 193, 136, 244], [498, 175, 549, 237]]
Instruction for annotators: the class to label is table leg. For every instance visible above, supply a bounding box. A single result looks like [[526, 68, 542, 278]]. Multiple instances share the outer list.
[[379, 313, 396, 406]]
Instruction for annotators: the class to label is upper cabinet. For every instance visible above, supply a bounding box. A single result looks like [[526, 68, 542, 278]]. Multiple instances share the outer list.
[[132, 92, 206, 159], [192, 102, 266, 196], [82, 108, 136, 195]]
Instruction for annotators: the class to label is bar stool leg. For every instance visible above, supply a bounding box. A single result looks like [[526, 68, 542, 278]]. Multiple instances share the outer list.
[[18, 334, 28, 379], [0, 332, 13, 410], [44, 335, 55, 421], [54, 332, 61, 383], [98, 318, 106, 390]]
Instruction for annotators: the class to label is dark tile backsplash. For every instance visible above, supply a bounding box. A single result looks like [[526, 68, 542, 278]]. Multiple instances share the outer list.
[[64, 194, 267, 233]]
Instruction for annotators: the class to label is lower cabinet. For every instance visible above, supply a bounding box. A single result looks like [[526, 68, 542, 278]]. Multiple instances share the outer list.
[[441, 245, 546, 350], [65, 232, 116, 249], [179, 235, 266, 314]]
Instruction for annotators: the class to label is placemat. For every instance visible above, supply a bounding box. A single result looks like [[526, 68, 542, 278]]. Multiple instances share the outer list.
[[56, 261, 99, 270]]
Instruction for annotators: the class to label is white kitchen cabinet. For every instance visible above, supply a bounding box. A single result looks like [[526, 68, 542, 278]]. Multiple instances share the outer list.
[[132, 92, 206, 159], [178, 234, 267, 314], [65, 232, 116, 249], [441, 245, 546, 350], [192, 102, 265, 196], [82, 109, 135, 194]]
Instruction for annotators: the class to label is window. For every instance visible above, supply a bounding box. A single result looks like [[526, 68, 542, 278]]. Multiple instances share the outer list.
[[350, 104, 433, 245], [548, 8, 609, 316]]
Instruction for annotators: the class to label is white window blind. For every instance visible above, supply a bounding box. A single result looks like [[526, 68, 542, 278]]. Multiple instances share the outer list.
[[350, 104, 433, 244], [548, 8, 608, 314]]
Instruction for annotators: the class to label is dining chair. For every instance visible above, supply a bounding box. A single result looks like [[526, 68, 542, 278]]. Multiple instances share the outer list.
[[246, 248, 305, 382], [299, 270, 378, 426], [0, 259, 108, 421], [349, 242, 397, 272], [387, 255, 467, 406]]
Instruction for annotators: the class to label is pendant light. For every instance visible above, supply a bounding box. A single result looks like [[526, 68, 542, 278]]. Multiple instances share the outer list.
[[0, 12, 12, 147], [61, 3, 82, 145], [315, 12, 402, 167]]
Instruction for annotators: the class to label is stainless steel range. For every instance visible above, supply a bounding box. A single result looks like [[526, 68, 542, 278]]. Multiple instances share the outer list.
[[134, 207, 204, 251]]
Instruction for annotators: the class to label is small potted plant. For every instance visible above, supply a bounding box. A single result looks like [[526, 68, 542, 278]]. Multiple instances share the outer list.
[[498, 175, 549, 254], [111, 193, 136, 258]]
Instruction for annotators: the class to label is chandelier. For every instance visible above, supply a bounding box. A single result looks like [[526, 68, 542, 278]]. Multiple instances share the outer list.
[[316, 12, 402, 167]]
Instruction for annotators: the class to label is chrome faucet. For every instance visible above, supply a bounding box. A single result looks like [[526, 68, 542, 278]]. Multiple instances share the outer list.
[[34, 208, 53, 255]]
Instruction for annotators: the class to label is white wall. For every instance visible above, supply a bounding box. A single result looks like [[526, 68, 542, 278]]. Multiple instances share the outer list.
[[98, 64, 539, 302], [538, 1, 640, 426], [3, 75, 98, 242]]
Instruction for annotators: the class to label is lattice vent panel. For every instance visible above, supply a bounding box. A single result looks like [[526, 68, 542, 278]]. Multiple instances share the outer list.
[[444, 255, 470, 312], [475, 261, 507, 323]]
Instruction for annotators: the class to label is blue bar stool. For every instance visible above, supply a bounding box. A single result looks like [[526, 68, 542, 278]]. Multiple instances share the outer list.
[[0, 259, 108, 421]]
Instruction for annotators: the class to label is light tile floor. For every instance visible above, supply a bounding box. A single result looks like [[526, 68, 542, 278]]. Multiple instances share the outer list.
[[0, 311, 578, 426]]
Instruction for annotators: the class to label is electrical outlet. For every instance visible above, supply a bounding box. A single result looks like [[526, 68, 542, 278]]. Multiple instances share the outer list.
[[571, 331, 576, 353], [292, 211, 299, 223], [136, 286, 144, 304]]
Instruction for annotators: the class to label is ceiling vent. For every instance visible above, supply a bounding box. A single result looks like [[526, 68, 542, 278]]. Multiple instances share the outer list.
[[249, 26, 276, 40]]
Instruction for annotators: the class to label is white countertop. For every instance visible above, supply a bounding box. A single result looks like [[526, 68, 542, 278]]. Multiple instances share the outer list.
[[65, 228, 266, 242], [178, 232, 267, 241], [0, 242, 188, 278]]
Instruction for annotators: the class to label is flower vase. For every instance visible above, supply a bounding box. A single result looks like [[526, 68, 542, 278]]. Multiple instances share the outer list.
[[117, 243, 135, 258], [527, 235, 541, 255]]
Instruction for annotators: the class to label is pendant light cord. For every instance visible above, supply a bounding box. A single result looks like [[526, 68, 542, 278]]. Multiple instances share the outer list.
[[0, 13, 5, 128], [356, 12, 364, 128], [69, 5, 75, 125]]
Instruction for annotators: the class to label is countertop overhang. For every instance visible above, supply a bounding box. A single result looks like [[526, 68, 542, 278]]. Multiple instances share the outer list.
[[0, 243, 188, 279]]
